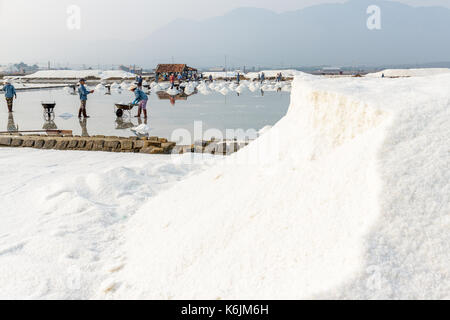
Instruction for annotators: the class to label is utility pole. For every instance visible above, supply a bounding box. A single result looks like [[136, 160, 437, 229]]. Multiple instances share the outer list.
[[225, 55, 227, 78]]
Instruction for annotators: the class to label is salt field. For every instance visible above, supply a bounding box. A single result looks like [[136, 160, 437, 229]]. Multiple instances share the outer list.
[[1, 71, 448, 299], [1, 0, 450, 305], [0, 81, 291, 141]]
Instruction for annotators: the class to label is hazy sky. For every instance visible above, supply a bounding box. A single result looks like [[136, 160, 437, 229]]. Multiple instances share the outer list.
[[0, 0, 449, 65], [1, 0, 449, 40]]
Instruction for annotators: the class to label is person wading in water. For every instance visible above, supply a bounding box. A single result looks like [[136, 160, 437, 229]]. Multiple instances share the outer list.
[[78, 78, 94, 118], [3, 80, 17, 113], [129, 84, 149, 119]]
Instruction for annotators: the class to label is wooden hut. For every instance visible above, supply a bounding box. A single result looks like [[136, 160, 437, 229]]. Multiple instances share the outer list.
[[155, 64, 197, 74], [155, 64, 198, 81]]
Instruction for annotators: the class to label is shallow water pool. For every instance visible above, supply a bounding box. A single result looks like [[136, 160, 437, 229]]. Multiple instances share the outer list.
[[0, 86, 290, 142]]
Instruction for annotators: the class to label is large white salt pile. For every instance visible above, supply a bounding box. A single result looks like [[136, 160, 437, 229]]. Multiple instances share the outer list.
[[114, 72, 449, 300]]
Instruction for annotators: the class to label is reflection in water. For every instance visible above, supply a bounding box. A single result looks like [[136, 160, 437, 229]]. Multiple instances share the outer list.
[[42, 120, 58, 130], [156, 90, 193, 107], [79, 118, 89, 137], [43, 106, 56, 121], [11, 87, 290, 138], [7, 113, 18, 132], [137, 117, 148, 126], [115, 117, 136, 130]]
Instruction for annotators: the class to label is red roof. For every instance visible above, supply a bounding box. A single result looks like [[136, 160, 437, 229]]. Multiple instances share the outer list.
[[155, 64, 197, 73]]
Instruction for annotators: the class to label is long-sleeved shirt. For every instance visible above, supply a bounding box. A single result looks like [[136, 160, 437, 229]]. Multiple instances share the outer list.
[[132, 88, 148, 104], [78, 84, 91, 101], [3, 84, 16, 99]]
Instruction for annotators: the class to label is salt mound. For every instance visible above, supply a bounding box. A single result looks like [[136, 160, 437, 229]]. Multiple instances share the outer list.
[[95, 83, 105, 91], [166, 88, 179, 95], [184, 87, 195, 95], [219, 87, 230, 96], [120, 82, 129, 90], [184, 85, 196, 95], [115, 73, 450, 299], [197, 83, 212, 95], [236, 84, 249, 94], [131, 124, 150, 136], [367, 68, 450, 78], [152, 84, 162, 92], [248, 83, 261, 92]]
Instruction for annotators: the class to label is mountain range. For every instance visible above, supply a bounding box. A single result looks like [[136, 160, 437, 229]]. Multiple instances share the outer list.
[[133, 0, 450, 68], [9, 0, 450, 68]]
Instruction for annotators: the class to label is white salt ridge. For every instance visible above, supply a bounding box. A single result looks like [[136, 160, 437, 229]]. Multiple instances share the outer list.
[[22, 70, 136, 80], [366, 68, 450, 78], [246, 69, 297, 80], [258, 125, 272, 136], [203, 71, 238, 79], [114, 71, 450, 300]]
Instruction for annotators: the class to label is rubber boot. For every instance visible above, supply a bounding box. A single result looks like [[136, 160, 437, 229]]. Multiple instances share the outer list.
[[78, 108, 83, 118], [83, 108, 90, 118], [143, 109, 148, 119], [7, 99, 12, 113]]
